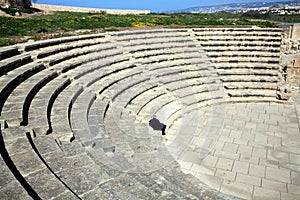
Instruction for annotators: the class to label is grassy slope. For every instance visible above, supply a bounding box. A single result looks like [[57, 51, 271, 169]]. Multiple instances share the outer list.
[[0, 10, 299, 47]]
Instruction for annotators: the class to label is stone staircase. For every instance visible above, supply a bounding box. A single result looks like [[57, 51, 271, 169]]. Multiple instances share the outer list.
[[192, 28, 286, 102]]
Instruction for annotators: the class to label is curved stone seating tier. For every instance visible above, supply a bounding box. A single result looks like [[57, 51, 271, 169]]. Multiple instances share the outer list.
[[19, 33, 107, 52], [0, 54, 33, 77], [191, 28, 283, 101], [126, 75, 222, 120], [0, 46, 20, 60], [1, 69, 59, 126], [192, 27, 282, 35], [0, 28, 289, 199], [0, 62, 45, 114]]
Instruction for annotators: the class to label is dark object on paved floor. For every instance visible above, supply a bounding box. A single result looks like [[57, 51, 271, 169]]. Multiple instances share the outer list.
[[149, 117, 166, 135]]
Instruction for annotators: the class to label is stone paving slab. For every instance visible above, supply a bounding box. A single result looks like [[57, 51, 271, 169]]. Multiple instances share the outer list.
[[167, 89, 300, 200]]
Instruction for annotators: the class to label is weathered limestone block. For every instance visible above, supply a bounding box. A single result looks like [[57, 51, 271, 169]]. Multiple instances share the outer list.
[[276, 85, 291, 101]]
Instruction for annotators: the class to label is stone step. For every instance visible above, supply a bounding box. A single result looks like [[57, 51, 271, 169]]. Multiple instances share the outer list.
[[192, 27, 282, 35], [204, 46, 280, 53], [217, 69, 279, 76], [207, 51, 280, 58], [18, 33, 106, 52], [0, 46, 20, 60], [199, 41, 281, 48], [0, 54, 33, 77], [196, 36, 281, 42], [136, 88, 224, 124], [32, 37, 109, 59], [111, 29, 189, 41], [211, 57, 280, 64], [28, 77, 71, 135], [114, 71, 220, 116], [127, 78, 220, 111], [0, 48, 127, 127], [26, 133, 115, 198], [220, 75, 279, 83], [0, 62, 45, 115], [224, 82, 278, 90], [126, 45, 203, 60], [70, 88, 114, 150], [51, 84, 83, 142], [225, 96, 283, 103], [123, 40, 202, 52], [39, 42, 116, 67], [1, 70, 59, 127], [64, 50, 127, 80], [0, 127, 77, 199], [0, 47, 124, 118], [214, 63, 280, 70], [119, 37, 197, 48], [226, 89, 277, 98]]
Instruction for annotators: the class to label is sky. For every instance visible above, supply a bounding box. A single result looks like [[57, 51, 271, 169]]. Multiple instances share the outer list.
[[33, 0, 293, 12]]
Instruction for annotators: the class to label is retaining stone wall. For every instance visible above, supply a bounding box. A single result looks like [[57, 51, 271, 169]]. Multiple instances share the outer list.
[[282, 24, 300, 88], [32, 3, 151, 15]]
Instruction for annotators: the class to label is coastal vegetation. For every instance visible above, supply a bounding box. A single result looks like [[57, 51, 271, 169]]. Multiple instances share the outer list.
[[0, 7, 299, 46]]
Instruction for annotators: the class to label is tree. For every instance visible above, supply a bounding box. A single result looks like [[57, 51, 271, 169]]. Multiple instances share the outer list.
[[0, 0, 32, 9]]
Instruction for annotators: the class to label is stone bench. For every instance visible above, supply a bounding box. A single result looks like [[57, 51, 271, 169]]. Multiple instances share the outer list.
[[28, 53, 132, 137], [192, 28, 282, 36], [118, 37, 196, 48], [0, 46, 20, 60], [220, 75, 279, 83], [28, 77, 71, 135], [70, 90, 98, 145], [136, 86, 223, 123], [0, 54, 33, 77], [227, 88, 277, 98], [0, 126, 79, 199], [214, 63, 280, 70], [0, 44, 122, 127], [69, 92, 109, 151], [0, 41, 117, 116], [208, 51, 280, 58], [217, 68, 279, 76], [47, 58, 143, 143], [39, 43, 114, 67], [195, 35, 281, 41], [1, 70, 59, 126], [125, 44, 202, 59], [203, 46, 280, 53], [50, 84, 83, 142], [111, 29, 188, 40], [32, 37, 109, 60], [199, 41, 281, 49], [67, 56, 202, 144], [17, 33, 106, 52], [67, 65, 146, 143], [127, 74, 221, 121], [0, 62, 45, 114], [212, 57, 280, 64], [118, 64, 216, 105], [28, 56, 135, 139]]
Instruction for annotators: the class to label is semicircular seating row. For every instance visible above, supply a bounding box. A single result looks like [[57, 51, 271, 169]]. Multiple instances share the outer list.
[[0, 28, 284, 199]]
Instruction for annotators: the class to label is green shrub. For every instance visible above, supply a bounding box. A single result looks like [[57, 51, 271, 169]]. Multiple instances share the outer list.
[[0, 39, 15, 47]]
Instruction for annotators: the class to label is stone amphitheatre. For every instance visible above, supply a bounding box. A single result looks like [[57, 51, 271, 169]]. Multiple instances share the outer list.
[[1, 9, 300, 200]]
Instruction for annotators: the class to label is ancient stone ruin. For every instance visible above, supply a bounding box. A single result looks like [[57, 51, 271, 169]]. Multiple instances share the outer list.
[[0, 27, 300, 199], [0, 0, 31, 9]]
